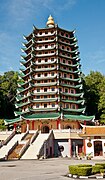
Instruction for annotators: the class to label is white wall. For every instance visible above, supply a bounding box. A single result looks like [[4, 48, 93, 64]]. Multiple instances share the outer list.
[[85, 138, 105, 157]]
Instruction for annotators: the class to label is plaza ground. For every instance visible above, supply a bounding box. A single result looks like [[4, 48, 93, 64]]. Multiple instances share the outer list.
[[0, 158, 105, 180]]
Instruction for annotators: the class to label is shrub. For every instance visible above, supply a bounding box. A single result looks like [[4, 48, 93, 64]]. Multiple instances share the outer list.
[[100, 169, 105, 173], [69, 165, 78, 175], [69, 165, 92, 176], [77, 167, 92, 176], [92, 165, 103, 174], [95, 163, 105, 168], [78, 164, 92, 167]]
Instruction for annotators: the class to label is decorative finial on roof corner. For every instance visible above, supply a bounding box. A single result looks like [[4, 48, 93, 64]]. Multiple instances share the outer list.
[[46, 15, 55, 27]]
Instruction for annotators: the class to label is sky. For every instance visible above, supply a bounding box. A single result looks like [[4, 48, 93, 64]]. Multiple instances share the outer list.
[[0, 0, 105, 75]]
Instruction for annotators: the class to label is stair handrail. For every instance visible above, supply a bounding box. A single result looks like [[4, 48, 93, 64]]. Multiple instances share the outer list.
[[19, 139, 30, 159], [6, 140, 18, 160], [21, 131, 29, 141], [37, 130, 54, 159], [30, 130, 39, 144], [3, 130, 16, 145]]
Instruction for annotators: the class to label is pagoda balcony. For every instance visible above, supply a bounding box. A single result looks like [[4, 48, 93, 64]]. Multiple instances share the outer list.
[[21, 54, 32, 61], [59, 48, 78, 54], [58, 34, 75, 40], [58, 41, 78, 49], [16, 94, 31, 101], [60, 62, 80, 68], [35, 52, 56, 57], [60, 83, 81, 89], [61, 99, 84, 104], [32, 66, 57, 72], [20, 60, 26, 66], [31, 97, 58, 103], [15, 101, 30, 108], [19, 66, 31, 73], [31, 91, 58, 96], [59, 53, 79, 60], [15, 110, 30, 116], [60, 92, 83, 97], [29, 107, 58, 112], [35, 59, 57, 65], [60, 68, 79, 74], [36, 38, 56, 44], [31, 82, 57, 87], [32, 74, 57, 80], [60, 77, 80, 82], [36, 45, 56, 51], [17, 85, 31, 94], [23, 33, 32, 41], [18, 79, 32, 86], [62, 107, 85, 113], [35, 31, 56, 37], [22, 39, 33, 48]]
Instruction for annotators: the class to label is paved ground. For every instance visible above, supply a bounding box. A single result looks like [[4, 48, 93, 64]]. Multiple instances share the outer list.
[[0, 158, 105, 180]]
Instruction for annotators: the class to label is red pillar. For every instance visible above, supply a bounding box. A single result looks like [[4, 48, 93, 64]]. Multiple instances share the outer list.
[[32, 120, 34, 130], [14, 123, 16, 131], [84, 120, 86, 125], [57, 118, 61, 129]]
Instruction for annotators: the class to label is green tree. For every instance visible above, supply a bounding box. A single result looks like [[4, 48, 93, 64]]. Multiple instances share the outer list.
[[98, 77, 105, 121], [0, 71, 18, 119], [83, 71, 104, 119]]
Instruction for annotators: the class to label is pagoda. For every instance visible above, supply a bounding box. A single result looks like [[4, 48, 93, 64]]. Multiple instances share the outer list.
[[5, 15, 94, 132]]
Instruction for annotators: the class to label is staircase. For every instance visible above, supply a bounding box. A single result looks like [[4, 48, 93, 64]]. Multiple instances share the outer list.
[[0, 133, 25, 160], [8, 144, 24, 160], [7, 131, 37, 160], [21, 133, 49, 159]]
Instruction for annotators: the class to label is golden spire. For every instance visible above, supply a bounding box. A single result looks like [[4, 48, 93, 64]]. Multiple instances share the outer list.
[[46, 15, 55, 27]]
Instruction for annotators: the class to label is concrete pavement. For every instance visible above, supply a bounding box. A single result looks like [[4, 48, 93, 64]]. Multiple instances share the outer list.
[[0, 158, 105, 180]]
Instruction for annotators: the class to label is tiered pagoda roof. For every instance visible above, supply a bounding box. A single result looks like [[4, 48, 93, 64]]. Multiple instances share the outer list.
[[5, 15, 94, 125]]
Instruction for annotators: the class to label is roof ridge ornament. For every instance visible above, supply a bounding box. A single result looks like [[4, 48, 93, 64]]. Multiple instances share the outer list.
[[46, 15, 55, 27]]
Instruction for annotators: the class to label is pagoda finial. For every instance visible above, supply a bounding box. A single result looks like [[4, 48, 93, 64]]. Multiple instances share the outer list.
[[46, 15, 55, 27]]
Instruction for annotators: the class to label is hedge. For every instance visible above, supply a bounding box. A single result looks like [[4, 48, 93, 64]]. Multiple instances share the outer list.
[[95, 163, 105, 168], [69, 165, 92, 176], [77, 167, 92, 176], [78, 164, 92, 167], [92, 165, 103, 174], [100, 169, 105, 174], [69, 165, 78, 175]]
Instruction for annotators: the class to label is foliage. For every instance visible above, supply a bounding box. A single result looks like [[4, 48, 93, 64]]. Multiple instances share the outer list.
[[92, 165, 103, 174], [95, 163, 105, 168], [0, 119, 6, 130], [0, 71, 18, 119], [78, 164, 92, 167], [69, 165, 92, 176], [77, 167, 92, 176], [83, 71, 105, 120], [98, 77, 105, 121], [69, 165, 78, 175], [100, 169, 105, 173]]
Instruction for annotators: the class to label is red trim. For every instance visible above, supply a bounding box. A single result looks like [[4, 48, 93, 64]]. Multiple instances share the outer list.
[[14, 123, 16, 131]]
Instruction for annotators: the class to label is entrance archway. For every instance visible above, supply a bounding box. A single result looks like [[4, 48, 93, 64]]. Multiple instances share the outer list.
[[65, 125, 71, 129], [41, 126, 49, 133], [94, 140, 103, 156]]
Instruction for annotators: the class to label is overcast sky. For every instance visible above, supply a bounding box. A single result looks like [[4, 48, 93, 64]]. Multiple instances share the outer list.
[[0, 0, 105, 75]]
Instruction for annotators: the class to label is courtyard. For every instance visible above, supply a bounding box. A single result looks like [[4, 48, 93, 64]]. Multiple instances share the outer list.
[[0, 158, 105, 180]]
